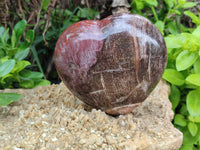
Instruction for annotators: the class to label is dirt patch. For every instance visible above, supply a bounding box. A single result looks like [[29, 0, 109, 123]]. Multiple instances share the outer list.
[[0, 80, 182, 149]]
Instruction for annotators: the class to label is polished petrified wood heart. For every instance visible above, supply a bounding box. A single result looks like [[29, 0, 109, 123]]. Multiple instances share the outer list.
[[54, 13, 167, 115]]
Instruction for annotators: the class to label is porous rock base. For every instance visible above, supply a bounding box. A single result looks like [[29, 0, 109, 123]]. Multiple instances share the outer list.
[[0, 80, 183, 150]]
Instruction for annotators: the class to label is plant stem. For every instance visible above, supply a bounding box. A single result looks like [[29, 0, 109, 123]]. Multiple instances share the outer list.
[[151, 6, 158, 22], [163, 9, 171, 23], [176, 0, 181, 33], [176, 15, 181, 33], [31, 45, 46, 79]]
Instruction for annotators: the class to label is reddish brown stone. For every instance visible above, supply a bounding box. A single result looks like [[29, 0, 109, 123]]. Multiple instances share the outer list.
[[54, 13, 167, 115]]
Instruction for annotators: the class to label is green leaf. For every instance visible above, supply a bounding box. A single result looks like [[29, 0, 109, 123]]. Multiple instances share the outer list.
[[184, 11, 200, 26], [182, 124, 200, 145], [166, 55, 176, 68], [180, 104, 188, 116], [19, 69, 43, 80], [178, 0, 186, 5], [0, 56, 9, 63], [186, 74, 200, 86], [167, 22, 178, 34], [11, 30, 16, 48], [89, 9, 99, 19], [11, 60, 30, 73], [14, 48, 30, 61], [0, 49, 4, 58], [162, 69, 185, 86], [23, 30, 34, 47], [188, 122, 198, 136], [42, 0, 51, 10], [77, 8, 89, 18], [192, 25, 200, 40], [34, 79, 50, 88], [155, 20, 164, 35], [134, 0, 145, 9], [64, 9, 73, 16], [164, 0, 175, 8], [0, 73, 15, 85], [187, 89, 200, 116], [0, 59, 15, 77], [0, 93, 22, 106], [180, 2, 197, 9], [169, 85, 181, 110], [188, 116, 200, 123], [176, 50, 198, 71], [174, 114, 187, 127], [181, 33, 200, 51], [19, 80, 34, 88], [2, 28, 9, 45], [180, 145, 193, 150], [164, 35, 185, 49], [0, 26, 6, 41], [145, 0, 158, 6], [14, 20, 27, 43], [194, 58, 200, 74], [19, 30, 35, 50], [72, 16, 80, 22]]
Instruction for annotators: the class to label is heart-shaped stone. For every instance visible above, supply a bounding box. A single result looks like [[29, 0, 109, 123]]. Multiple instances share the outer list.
[[54, 13, 167, 115]]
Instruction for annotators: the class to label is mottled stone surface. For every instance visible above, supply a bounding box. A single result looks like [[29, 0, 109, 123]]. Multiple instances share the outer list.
[[54, 13, 167, 115], [0, 80, 183, 149]]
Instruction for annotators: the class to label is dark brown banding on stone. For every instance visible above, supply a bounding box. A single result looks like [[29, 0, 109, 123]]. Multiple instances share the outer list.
[[132, 17, 140, 84]]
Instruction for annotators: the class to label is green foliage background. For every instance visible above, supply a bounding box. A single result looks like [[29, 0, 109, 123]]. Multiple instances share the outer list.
[[1, 0, 200, 148], [0, 20, 50, 105]]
